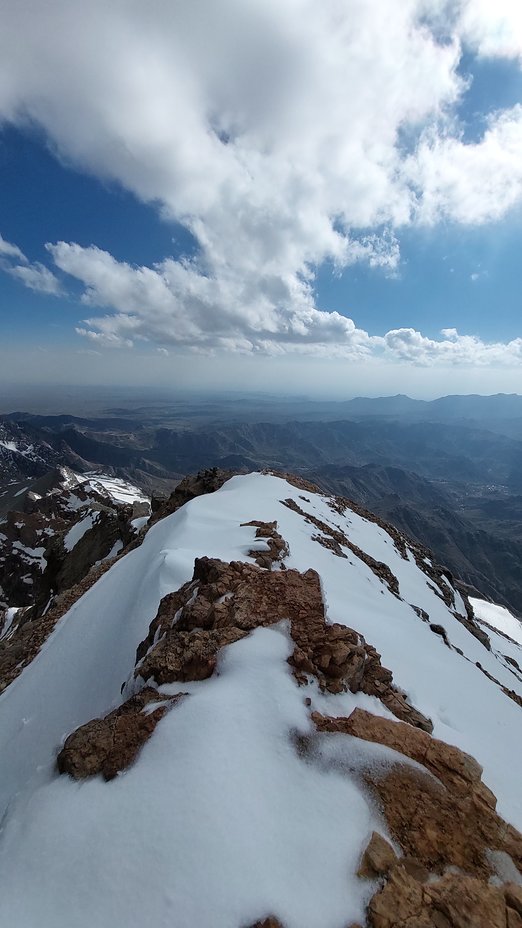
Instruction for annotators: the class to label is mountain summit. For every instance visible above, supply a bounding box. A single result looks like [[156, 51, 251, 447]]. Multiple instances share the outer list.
[[0, 472, 521, 927]]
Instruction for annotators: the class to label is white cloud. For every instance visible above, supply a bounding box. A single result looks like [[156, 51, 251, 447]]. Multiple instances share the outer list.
[[7, 261, 62, 295], [0, 1, 521, 357], [46, 240, 522, 367], [382, 327, 522, 366], [0, 233, 27, 263], [405, 105, 522, 224], [457, 0, 522, 60], [0, 231, 62, 295]]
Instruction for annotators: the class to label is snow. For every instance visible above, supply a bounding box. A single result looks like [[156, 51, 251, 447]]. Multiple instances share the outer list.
[[131, 515, 149, 531], [0, 440, 35, 457], [63, 511, 99, 551], [470, 597, 522, 647], [0, 473, 521, 927], [0, 625, 393, 928], [0, 607, 19, 641], [12, 541, 46, 570], [81, 473, 149, 505]]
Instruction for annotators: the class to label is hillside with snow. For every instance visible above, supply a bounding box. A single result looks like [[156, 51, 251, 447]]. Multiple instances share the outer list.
[[0, 472, 521, 928], [0, 465, 150, 634]]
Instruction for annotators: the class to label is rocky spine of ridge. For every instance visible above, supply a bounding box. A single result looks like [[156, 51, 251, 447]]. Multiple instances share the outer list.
[[1, 466, 495, 703], [56, 533, 522, 928], [149, 467, 236, 524]]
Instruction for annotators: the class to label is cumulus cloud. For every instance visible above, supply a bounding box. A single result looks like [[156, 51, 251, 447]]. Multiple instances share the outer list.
[[406, 105, 522, 224], [7, 262, 62, 295], [382, 327, 522, 366], [0, 232, 62, 295], [0, 0, 521, 358], [45, 240, 522, 367], [457, 0, 522, 60]]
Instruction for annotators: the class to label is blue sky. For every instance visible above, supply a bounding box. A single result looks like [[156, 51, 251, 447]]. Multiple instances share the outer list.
[[1, 0, 522, 397]]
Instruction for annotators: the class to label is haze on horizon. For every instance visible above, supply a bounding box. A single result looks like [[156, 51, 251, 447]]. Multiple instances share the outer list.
[[1, 0, 522, 397]]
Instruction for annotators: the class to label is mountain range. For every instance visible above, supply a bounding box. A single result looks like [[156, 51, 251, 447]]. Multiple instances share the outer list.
[[2, 394, 522, 613]]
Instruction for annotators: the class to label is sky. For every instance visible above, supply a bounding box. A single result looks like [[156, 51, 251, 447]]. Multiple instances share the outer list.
[[1, 0, 522, 398]]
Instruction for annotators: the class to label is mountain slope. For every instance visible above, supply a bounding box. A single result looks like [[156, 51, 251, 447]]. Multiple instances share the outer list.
[[0, 473, 520, 928]]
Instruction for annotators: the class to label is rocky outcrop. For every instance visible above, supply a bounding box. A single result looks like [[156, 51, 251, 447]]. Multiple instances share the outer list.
[[135, 553, 431, 728], [313, 707, 522, 927], [57, 687, 185, 781], [368, 868, 522, 928], [50, 526, 521, 928], [241, 520, 289, 569], [149, 467, 235, 525], [60, 549, 435, 784]]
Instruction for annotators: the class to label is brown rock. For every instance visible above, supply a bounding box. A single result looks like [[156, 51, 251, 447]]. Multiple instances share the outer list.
[[505, 883, 522, 917], [358, 831, 398, 878], [507, 909, 522, 928], [57, 687, 185, 780], [369, 868, 513, 928], [149, 468, 236, 525], [368, 864, 427, 927], [245, 919, 284, 928], [338, 708, 481, 795], [425, 873, 507, 928], [241, 520, 290, 569]]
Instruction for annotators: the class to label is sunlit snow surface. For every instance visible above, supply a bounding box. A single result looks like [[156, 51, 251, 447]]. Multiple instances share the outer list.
[[470, 597, 522, 647], [80, 473, 149, 505], [0, 474, 521, 928]]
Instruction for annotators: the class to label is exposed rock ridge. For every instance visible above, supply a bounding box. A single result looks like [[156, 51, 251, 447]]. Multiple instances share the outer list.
[[149, 467, 235, 525], [55, 552, 521, 927], [58, 550, 433, 786], [57, 688, 185, 781], [241, 519, 290, 569]]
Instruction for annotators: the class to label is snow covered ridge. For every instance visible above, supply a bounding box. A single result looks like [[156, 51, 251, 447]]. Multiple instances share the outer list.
[[0, 473, 521, 928]]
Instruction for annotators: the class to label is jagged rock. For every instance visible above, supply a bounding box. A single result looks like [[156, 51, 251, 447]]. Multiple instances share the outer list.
[[149, 468, 235, 525], [57, 687, 185, 780], [358, 831, 398, 878], [241, 520, 289, 568], [332, 708, 485, 798], [135, 556, 430, 722], [505, 883, 522, 917], [138, 626, 246, 685], [368, 864, 426, 928], [245, 919, 284, 928], [312, 704, 522, 926], [368, 867, 514, 928], [320, 709, 522, 877]]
